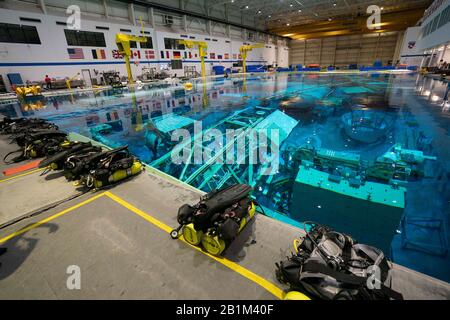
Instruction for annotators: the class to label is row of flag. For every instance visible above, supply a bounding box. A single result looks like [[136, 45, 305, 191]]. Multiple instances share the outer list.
[[67, 48, 106, 60], [159, 51, 238, 60], [69, 48, 242, 61]]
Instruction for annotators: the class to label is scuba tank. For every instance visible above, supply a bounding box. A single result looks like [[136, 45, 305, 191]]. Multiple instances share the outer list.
[[0, 117, 17, 132], [3, 130, 68, 164], [39, 141, 102, 170], [1, 118, 57, 135], [89, 159, 143, 189], [63, 146, 143, 189], [171, 184, 256, 256], [275, 222, 404, 300], [11, 129, 66, 147], [64, 146, 129, 181], [200, 199, 256, 256]]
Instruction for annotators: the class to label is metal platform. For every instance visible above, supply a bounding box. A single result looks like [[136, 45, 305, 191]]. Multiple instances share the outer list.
[[0, 137, 449, 299]]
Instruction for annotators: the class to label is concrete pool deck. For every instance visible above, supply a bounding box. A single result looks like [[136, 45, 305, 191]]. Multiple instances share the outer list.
[[0, 136, 449, 299]]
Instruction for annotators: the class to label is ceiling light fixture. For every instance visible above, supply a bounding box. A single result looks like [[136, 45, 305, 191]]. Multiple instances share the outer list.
[[287, 23, 290, 26]]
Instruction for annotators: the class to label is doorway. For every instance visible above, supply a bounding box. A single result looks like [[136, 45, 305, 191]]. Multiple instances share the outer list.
[[81, 69, 92, 87]]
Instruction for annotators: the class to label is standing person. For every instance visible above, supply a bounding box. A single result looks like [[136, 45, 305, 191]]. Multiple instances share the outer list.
[[44, 75, 52, 90]]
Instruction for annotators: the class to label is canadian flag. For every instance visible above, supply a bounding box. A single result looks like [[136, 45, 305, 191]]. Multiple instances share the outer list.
[[131, 50, 141, 59]]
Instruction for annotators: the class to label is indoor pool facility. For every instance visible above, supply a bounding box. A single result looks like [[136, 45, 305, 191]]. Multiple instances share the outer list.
[[1, 0, 450, 303], [1, 72, 449, 282]]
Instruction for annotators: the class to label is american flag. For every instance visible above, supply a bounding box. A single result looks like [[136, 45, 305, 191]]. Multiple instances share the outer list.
[[67, 48, 84, 59]]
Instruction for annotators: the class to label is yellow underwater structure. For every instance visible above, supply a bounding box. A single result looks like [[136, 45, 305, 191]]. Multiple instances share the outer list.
[[15, 85, 41, 99]]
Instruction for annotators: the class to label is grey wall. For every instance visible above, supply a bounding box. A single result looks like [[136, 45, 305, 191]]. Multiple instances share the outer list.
[[289, 32, 404, 67]]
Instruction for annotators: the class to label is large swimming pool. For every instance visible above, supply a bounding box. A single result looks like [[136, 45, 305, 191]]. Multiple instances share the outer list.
[[1, 72, 449, 282]]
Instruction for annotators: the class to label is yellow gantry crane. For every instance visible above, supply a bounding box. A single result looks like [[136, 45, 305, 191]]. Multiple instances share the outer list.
[[178, 40, 208, 79], [66, 72, 80, 90], [116, 18, 147, 84], [239, 43, 264, 73]]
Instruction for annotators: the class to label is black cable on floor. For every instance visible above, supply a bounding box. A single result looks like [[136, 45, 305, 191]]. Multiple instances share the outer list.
[[0, 189, 90, 230]]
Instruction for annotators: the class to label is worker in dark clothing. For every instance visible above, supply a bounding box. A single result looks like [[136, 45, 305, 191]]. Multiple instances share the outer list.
[[44, 75, 52, 90]]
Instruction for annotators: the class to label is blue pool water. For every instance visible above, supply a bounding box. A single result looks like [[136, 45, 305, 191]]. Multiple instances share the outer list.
[[1, 72, 449, 282]]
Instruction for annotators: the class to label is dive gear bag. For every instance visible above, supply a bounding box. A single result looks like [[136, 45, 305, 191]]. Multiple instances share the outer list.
[[171, 184, 256, 256], [3, 129, 68, 164], [39, 141, 102, 170], [63, 146, 143, 189], [63, 146, 129, 181], [275, 223, 403, 300], [1, 117, 57, 135], [1, 117, 144, 190]]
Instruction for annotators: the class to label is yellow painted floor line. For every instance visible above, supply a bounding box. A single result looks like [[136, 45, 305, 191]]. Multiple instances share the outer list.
[[0, 192, 106, 244], [0, 188, 286, 299], [104, 191, 285, 300], [0, 168, 44, 183]]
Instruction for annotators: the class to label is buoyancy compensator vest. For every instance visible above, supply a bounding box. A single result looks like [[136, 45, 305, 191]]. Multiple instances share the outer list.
[[171, 184, 256, 256], [11, 129, 66, 147], [275, 222, 404, 300], [85, 153, 143, 189], [1, 118, 57, 135], [3, 129, 68, 164], [62, 145, 143, 189], [63, 146, 128, 181], [39, 141, 102, 170]]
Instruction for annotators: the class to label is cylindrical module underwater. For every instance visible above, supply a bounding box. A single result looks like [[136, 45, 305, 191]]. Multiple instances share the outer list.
[[182, 202, 256, 256], [93, 160, 143, 188]]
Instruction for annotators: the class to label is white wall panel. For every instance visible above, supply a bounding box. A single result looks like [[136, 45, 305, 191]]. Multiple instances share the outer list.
[[0, 6, 287, 88]]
